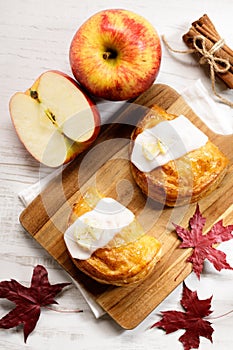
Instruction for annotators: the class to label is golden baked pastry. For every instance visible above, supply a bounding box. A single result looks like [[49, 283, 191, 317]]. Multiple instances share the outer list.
[[66, 188, 162, 286], [130, 104, 229, 207]]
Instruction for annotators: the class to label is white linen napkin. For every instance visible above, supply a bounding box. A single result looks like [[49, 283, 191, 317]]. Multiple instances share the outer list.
[[181, 79, 233, 135], [18, 80, 232, 318]]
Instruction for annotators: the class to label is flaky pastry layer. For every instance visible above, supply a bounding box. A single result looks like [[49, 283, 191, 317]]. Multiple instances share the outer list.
[[72, 234, 161, 286]]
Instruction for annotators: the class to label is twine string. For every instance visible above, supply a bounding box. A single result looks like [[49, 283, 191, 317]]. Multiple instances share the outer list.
[[194, 36, 230, 73], [162, 34, 233, 108]]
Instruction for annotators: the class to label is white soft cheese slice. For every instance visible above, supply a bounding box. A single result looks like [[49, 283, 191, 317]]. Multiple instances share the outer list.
[[64, 198, 135, 260], [131, 115, 208, 172]]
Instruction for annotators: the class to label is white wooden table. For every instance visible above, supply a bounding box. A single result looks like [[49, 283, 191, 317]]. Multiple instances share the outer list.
[[1, 1, 232, 349]]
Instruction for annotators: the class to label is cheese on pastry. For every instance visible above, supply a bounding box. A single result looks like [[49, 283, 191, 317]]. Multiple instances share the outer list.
[[64, 197, 135, 259], [131, 115, 208, 172]]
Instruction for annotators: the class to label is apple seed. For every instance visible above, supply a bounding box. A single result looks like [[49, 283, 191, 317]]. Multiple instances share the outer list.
[[30, 89, 58, 126]]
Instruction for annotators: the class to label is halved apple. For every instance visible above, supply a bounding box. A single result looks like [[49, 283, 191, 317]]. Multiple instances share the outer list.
[[9, 70, 101, 167]]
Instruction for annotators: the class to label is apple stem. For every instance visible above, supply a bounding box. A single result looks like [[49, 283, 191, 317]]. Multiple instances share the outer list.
[[103, 52, 111, 60], [103, 49, 117, 60]]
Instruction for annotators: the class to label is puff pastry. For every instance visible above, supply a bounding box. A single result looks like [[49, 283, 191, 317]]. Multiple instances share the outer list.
[[130, 104, 229, 207], [67, 189, 162, 286]]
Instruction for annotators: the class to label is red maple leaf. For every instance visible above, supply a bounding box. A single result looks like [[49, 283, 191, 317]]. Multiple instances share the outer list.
[[0, 265, 70, 342], [152, 282, 214, 350], [173, 204, 233, 278]]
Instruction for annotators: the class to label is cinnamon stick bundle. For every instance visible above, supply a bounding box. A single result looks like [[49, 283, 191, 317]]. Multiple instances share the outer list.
[[183, 14, 233, 89]]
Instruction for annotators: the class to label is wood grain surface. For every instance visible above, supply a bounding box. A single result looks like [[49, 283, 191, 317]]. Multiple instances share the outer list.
[[19, 84, 233, 329]]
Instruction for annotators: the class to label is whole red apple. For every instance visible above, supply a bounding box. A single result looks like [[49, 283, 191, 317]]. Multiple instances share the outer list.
[[69, 9, 161, 101], [9, 70, 100, 167]]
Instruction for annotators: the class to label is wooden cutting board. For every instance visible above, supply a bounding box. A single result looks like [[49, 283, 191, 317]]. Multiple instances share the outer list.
[[20, 84, 233, 329]]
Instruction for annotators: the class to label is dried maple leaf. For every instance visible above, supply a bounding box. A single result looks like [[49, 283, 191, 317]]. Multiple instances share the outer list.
[[173, 204, 233, 278], [0, 265, 70, 342], [152, 282, 214, 350]]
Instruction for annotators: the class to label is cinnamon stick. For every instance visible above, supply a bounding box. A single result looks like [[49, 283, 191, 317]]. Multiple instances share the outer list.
[[183, 14, 233, 89], [192, 14, 233, 57]]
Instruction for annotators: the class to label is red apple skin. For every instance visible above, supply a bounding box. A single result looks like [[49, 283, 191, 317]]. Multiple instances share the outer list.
[[9, 70, 101, 166], [69, 9, 161, 101]]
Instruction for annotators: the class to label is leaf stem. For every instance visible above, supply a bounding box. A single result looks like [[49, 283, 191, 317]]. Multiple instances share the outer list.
[[207, 309, 233, 320], [44, 306, 83, 313]]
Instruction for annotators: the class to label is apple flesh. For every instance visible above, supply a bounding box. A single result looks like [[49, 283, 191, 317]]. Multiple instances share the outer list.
[[69, 9, 161, 101], [9, 71, 101, 167]]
